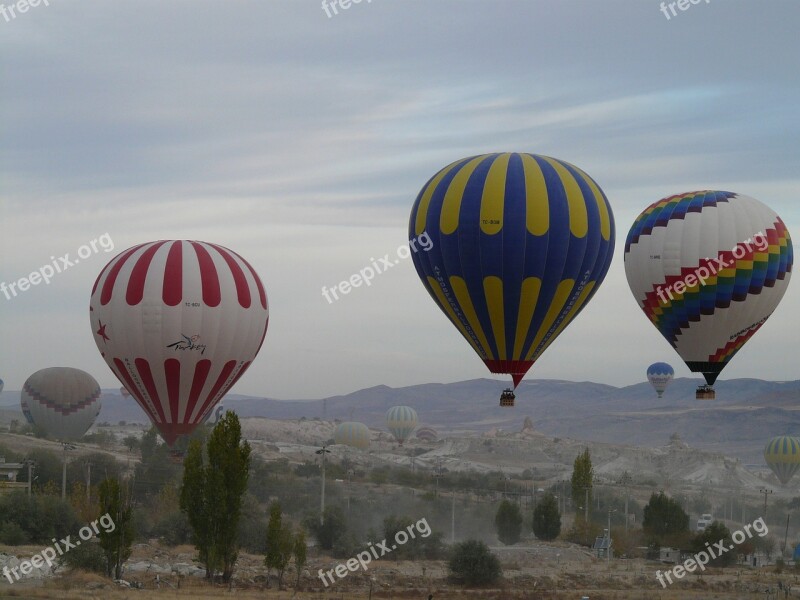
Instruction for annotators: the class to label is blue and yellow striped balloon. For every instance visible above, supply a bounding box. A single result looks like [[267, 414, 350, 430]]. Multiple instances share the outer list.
[[334, 422, 371, 450], [386, 405, 418, 445], [764, 435, 800, 485], [409, 153, 615, 388]]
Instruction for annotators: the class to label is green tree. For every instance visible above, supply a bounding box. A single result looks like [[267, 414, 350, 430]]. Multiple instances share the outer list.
[[293, 529, 307, 589], [691, 521, 735, 567], [571, 448, 593, 521], [494, 499, 523, 545], [532, 492, 561, 541], [642, 492, 689, 546], [306, 506, 347, 551], [448, 540, 502, 586], [180, 411, 251, 582], [97, 478, 134, 579], [265, 502, 294, 588]]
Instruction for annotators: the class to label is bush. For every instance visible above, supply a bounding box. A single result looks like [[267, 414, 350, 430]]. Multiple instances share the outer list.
[[152, 511, 192, 546], [0, 521, 27, 545], [59, 539, 107, 575], [448, 539, 502, 586]]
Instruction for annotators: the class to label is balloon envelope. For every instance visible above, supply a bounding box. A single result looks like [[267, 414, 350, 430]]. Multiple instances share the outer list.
[[647, 362, 674, 398], [386, 405, 418, 445], [415, 426, 438, 442], [764, 436, 800, 485], [90, 240, 269, 445], [22, 367, 101, 440], [333, 422, 370, 450], [625, 192, 793, 386], [409, 153, 615, 388]]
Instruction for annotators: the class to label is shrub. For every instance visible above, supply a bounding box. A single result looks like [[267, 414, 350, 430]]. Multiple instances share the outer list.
[[448, 539, 502, 586]]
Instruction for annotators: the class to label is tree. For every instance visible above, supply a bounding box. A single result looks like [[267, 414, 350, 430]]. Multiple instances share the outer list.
[[293, 529, 307, 589], [180, 411, 251, 582], [306, 506, 347, 551], [571, 448, 593, 520], [642, 492, 689, 547], [692, 521, 735, 567], [532, 492, 561, 541], [97, 478, 134, 579], [265, 502, 294, 588], [122, 435, 140, 452], [494, 499, 523, 545], [448, 540, 502, 586]]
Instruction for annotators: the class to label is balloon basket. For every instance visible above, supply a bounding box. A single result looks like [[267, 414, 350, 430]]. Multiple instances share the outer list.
[[499, 389, 516, 407], [696, 385, 715, 400], [168, 450, 185, 464]]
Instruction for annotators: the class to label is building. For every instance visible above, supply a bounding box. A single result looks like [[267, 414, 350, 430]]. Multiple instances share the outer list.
[[0, 457, 27, 495]]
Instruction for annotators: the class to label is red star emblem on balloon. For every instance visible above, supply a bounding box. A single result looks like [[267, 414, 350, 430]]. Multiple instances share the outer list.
[[96, 321, 110, 343]]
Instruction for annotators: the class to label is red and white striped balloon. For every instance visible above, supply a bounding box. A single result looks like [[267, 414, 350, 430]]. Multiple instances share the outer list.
[[89, 240, 269, 445]]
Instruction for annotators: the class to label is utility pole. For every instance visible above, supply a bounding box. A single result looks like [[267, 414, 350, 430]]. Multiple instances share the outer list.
[[85, 462, 92, 503], [619, 472, 631, 532], [607, 509, 617, 566], [784, 514, 791, 556], [26, 460, 33, 497], [61, 443, 67, 500], [451, 491, 456, 543], [759, 488, 773, 521], [316, 445, 331, 525]]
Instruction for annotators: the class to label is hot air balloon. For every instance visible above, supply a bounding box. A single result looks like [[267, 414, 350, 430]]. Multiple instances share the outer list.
[[386, 405, 418, 445], [764, 436, 800, 485], [625, 192, 793, 400], [647, 362, 674, 398], [120, 386, 131, 398], [333, 422, 370, 450], [89, 240, 269, 446], [0, 378, 3, 395], [415, 426, 438, 442], [409, 153, 615, 406], [20, 398, 35, 425], [21, 367, 102, 440]]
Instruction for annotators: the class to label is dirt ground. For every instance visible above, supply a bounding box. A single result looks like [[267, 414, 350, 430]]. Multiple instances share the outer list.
[[3, 540, 800, 600]]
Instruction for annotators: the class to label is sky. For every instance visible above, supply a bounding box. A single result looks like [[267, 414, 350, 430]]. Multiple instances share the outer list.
[[1, 0, 798, 400]]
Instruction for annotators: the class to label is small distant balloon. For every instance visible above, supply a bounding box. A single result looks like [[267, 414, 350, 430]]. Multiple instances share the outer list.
[[764, 436, 800, 485], [415, 426, 438, 442], [386, 405, 418, 445], [333, 422, 370, 450], [22, 367, 102, 440], [647, 362, 674, 398]]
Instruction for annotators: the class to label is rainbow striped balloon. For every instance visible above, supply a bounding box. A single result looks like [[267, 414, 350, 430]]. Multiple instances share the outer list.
[[625, 192, 792, 388], [409, 153, 615, 389]]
